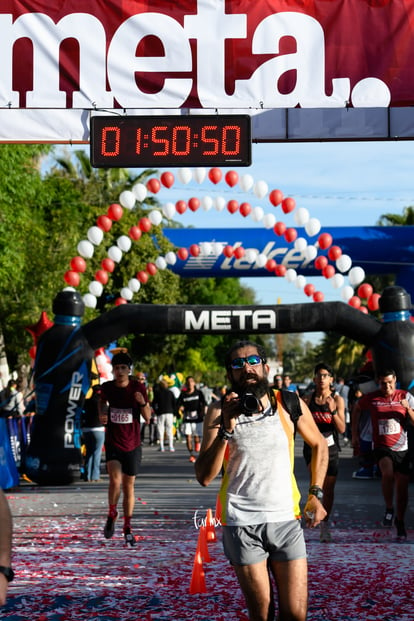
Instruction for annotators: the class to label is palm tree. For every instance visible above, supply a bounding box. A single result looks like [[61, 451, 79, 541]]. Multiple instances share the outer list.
[[378, 206, 414, 226]]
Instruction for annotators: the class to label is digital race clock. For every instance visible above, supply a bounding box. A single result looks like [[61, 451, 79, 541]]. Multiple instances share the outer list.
[[90, 114, 251, 168]]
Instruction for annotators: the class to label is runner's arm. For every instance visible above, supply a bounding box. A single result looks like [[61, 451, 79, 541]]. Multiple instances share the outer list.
[[195, 402, 226, 487]]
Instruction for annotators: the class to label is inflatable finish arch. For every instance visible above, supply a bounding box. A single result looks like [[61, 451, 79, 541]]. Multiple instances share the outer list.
[[26, 286, 414, 485]]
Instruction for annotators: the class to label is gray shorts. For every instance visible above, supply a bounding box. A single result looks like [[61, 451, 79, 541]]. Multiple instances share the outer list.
[[222, 520, 307, 565]]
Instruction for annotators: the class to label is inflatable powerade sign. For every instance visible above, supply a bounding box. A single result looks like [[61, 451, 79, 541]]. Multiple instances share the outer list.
[[25, 292, 94, 485]]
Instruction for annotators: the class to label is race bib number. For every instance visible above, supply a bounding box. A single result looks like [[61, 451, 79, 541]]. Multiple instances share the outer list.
[[323, 432, 335, 447], [110, 408, 133, 424], [378, 418, 400, 436]]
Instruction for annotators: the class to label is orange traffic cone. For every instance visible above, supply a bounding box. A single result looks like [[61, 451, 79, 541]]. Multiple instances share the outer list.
[[189, 549, 207, 594], [206, 508, 217, 543], [198, 525, 211, 562]]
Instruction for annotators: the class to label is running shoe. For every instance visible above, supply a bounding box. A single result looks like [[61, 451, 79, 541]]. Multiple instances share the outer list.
[[395, 518, 407, 541], [352, 467, 374, 480], [189, 455, 196, 463], [382, 508, 394, 528], [124, 528, 137, 547], [103, 512, 118, 539]]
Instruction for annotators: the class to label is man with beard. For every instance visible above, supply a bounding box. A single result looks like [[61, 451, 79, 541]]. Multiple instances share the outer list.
[[195, 340, 328, 621]]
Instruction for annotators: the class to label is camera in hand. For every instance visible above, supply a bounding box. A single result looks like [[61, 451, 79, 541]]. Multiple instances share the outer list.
[[240, 392, 260, 415]]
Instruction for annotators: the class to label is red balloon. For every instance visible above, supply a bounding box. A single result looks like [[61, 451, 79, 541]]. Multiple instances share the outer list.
[[275, 264, 286, 277], [97, 214, 113, 232], [160, 171, 174, 188], [129, 225, 142, 241], [29, 345, 37, 360], [139, 217, 152, 233], [137, 270, 149, 284], [239, 202, 251, 217], [314, 256, 328, 270], [281, 197, 296, 214], [208, 167, 222, 184], [223, 245, 233, 258], [101, 258, 115, 273], [313, 291, 324, 302], [367, 293, 381, 311], [177, 247, 189, 260], [190, 244, 200, 257], [95, 269, 109, 285], [64, 270, 80, 287], [284, 228, 298, 243], [188, 197, 200, 212], [115, 297, 127, 306], [266, 259, 277, 271], [358, 283, 374, 299], [225, 170, 238, 187], [233, 246, 245, 259], [304, 283, 315, 297], [322, 265, 335, 279], [318, 233, 333, 250], [175, 200, 187, 214], [269, 189, 284, 206], [107, 203, 123, 221], [146, 178, 161, 194], [227, 200, 239, 214], [70, 256, 87, 273], [273, 221, 286, 236], [328, 245, 342, 261], [349, 296, 361, 309], [146, 262, 157, 276]]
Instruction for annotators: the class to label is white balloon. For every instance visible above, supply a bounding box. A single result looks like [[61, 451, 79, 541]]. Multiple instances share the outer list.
[[214, 196, 226, 211], [304, 245, 318, 261], [119, 190, 136, 210], [294, 237, 308, 252], [155, 257, 167, 270], [177, 167, 192, 184], [77, 239, 94, 258], [348, 266, 366, 286], [149, 209, 163, 226], [294, 207, 310, 226], [193, 168, 206, 183], [201, 196, 213, 211], [117, 235, 131, 252], [240, 173, 254, 192], [83, 293, 97, 308], [262, 213, 276, 229], [120, 287, 133, 301], [331, 273, 345, 289], [245, 249, 258, 264], [162, 202, 176, 219], [295, 275, 307, 289], [128, 278, 141, 292], [108, 245, 123, 263], [132, 183, 147, 201], [89, 280, 103, 297], [286, 268, 297, 283], [87, 226, 104, 246], [251, 206, 264, 222], [256, 253, 268, 268], [253, 180, 268, 199], [341, 285, 354, 302], [336, 254, 352, 273], [165, 251, 177, 265], [305, 218, 321, 237]]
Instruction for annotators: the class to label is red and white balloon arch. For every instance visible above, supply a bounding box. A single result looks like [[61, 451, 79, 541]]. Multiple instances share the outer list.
[[63, 167, 381, 313]]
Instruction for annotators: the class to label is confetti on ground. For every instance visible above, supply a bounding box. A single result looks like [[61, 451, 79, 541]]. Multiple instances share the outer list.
[[3, 511, 413, 621]]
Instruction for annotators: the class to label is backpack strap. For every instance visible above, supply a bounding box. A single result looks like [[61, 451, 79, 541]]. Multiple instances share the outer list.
[[269, 388, 302, 433]]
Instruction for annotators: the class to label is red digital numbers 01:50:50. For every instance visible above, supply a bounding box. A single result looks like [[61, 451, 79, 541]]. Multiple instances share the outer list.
[[90, 115, 251, 167]]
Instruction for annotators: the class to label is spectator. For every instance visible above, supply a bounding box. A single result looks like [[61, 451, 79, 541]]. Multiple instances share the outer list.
[[177, 376, 206, 463], [282, 373, 298, 393], [81, 384, 105, 482], [152, 379, 176, 452]]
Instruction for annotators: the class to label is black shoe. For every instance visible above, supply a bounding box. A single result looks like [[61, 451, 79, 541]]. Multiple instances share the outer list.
[[103, 513, 117, 539], [124, 527, 137, 547], [395, 518, 407, 541], [382, 508, 394, 528]]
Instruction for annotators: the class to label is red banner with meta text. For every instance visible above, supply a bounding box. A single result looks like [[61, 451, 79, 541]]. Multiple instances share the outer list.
[[1, 0, 414, 110]]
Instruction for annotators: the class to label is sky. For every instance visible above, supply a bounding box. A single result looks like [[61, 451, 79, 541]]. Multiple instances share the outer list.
[[57, 139, 414, 345]]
